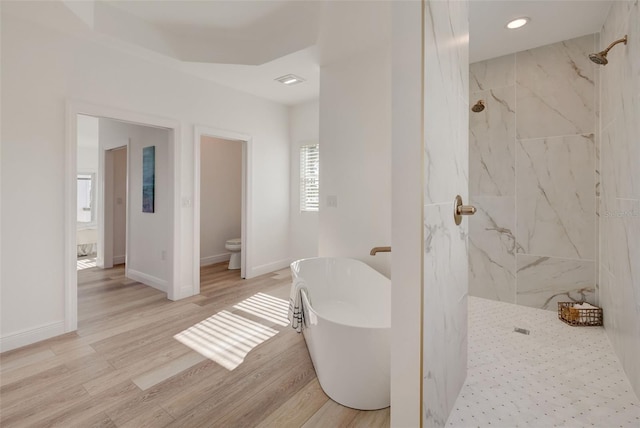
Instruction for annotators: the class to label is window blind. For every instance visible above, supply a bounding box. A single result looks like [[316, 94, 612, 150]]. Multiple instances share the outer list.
[[300, 144, 319, 212]]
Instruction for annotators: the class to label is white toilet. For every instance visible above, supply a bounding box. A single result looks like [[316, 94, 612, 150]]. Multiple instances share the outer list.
[[225, 238, 241, 270]]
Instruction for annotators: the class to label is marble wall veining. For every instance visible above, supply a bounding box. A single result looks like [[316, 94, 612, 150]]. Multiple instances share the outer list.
[[469, 86, 516, 197], [515, 36, 596, 139], [469, 34, 598, 310], [469, 196, 517, 302], [599, 0, 640, 399], [516, 255, 596, 310], [516, 134, 596, 261], [423, 0, 469, 426]]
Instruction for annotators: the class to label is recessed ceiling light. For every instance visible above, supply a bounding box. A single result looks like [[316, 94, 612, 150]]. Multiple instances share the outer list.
[[275, 74, 306, 86], [506, 17, 530, 30]]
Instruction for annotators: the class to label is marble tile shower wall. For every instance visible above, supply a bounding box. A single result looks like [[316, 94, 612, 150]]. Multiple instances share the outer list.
[[469, 34, 598, 311], [598, 0, 640, 398], [423, 1, 469, 426]]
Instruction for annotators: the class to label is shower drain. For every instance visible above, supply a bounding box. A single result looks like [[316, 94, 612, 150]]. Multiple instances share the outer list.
[[514, 327, 530, 335]]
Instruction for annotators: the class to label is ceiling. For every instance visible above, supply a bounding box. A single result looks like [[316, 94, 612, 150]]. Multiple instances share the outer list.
[[104, 0, 322, 65], [106, 0, 290, 30], [7, 1, 614, 105], [469, 1, 613, 63]]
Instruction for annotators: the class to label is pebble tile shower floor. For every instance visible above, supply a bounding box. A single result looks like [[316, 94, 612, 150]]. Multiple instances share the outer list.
[[447, 297, 640, 427]]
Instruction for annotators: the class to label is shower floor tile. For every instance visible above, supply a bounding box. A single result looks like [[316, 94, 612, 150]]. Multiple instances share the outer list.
[[447, 297, 640, 427]]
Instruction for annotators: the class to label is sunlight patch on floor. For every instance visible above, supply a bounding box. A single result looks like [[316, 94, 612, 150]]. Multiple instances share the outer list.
[[233, 292, 290, 327], [77, 257, 97, 270], [174, 310, 278, 371]]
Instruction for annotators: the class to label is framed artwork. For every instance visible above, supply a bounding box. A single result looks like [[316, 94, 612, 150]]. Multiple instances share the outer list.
[[142, 146, 155, 213]]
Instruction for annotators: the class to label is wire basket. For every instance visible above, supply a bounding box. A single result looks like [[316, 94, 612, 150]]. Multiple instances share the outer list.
[[558, 302, 603, 327]]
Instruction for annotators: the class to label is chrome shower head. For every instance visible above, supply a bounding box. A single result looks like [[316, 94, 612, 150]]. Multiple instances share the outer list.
[[471, 100, 485, 112], [589, 35, 627, 66]]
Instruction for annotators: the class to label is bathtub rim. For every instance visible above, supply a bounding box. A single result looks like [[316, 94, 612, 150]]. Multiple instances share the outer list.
[[291, 257, 391, 330]]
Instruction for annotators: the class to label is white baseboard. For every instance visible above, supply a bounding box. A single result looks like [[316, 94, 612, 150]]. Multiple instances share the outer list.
[[248, 258, 291, 279], [127, 269, 168, 293], [0, 321, 66, 353], [200, 253, 231, 266], [113, 255, 126, 265]]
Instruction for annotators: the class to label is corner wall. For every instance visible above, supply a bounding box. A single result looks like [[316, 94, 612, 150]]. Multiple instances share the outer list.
[[127, 126, 172, 290], [390, 1, 423, 425], [289, 100, 319, 261], [469, 34, 598, 311], [598, 0, 640, 398], [318, 46, 392, 277]]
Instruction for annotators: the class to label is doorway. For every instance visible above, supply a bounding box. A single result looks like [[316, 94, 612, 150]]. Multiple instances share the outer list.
[[74, 145, 127, 272], [103, 146, 128, 269], [199, 136, 243, 278], [75, 114, 173, 301], [65, 102, 180, 332], [193, 126, 251, 294]]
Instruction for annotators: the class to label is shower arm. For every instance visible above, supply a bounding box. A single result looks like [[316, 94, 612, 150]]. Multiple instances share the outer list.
[[602, 36, 627, 54]]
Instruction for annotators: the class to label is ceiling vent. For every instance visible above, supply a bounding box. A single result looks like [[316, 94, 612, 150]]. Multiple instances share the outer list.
[[275, 74, 306, 86]]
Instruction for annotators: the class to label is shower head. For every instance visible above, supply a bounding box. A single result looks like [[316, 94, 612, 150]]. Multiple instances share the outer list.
[[589, 35, 627, 65], [471, 100, 485, 112], [589, 52, 609, 65]]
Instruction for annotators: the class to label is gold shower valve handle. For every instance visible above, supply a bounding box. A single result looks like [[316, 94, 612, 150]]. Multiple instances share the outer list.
[[457, 205, 476, 215], [453, 195, 476, 225]]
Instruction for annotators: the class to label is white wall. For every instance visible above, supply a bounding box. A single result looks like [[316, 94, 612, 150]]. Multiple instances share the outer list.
[[390, 2, 423, 426], [128, 126, 171, 290], [77, 147, 98, 172], [0, 6, 290, 350], [77, 114, 99, 173], [112, 147, 127, 264], [289, 100, 319, 261], [318, 46, 392, 277], [200, 136, 242, 265]]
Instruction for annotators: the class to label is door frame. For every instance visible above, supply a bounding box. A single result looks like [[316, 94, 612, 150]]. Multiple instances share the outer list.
[[65, 101, 181, 332], [193, 125, 252, 294]]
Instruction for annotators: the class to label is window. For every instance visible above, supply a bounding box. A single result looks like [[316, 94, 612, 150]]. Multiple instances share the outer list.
[[77, 173, 96, 226], [300, 144, 319, 212]]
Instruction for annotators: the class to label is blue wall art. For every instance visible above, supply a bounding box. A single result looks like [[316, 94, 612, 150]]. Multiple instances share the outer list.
[[142, 146, 155, 213]]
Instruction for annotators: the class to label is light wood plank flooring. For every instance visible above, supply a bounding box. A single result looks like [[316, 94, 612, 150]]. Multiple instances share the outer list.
[[0, 263, 390, 427]]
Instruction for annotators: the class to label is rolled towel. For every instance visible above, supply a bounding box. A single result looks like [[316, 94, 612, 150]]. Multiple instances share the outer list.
[[288, 279, 307, 333]]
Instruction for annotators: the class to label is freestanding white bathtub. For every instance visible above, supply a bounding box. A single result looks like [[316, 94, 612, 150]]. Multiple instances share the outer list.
[[290, 257, 390, 410]]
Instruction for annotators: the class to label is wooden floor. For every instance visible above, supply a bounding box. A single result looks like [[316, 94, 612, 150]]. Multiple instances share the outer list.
[[0, 263, 390, 427]]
